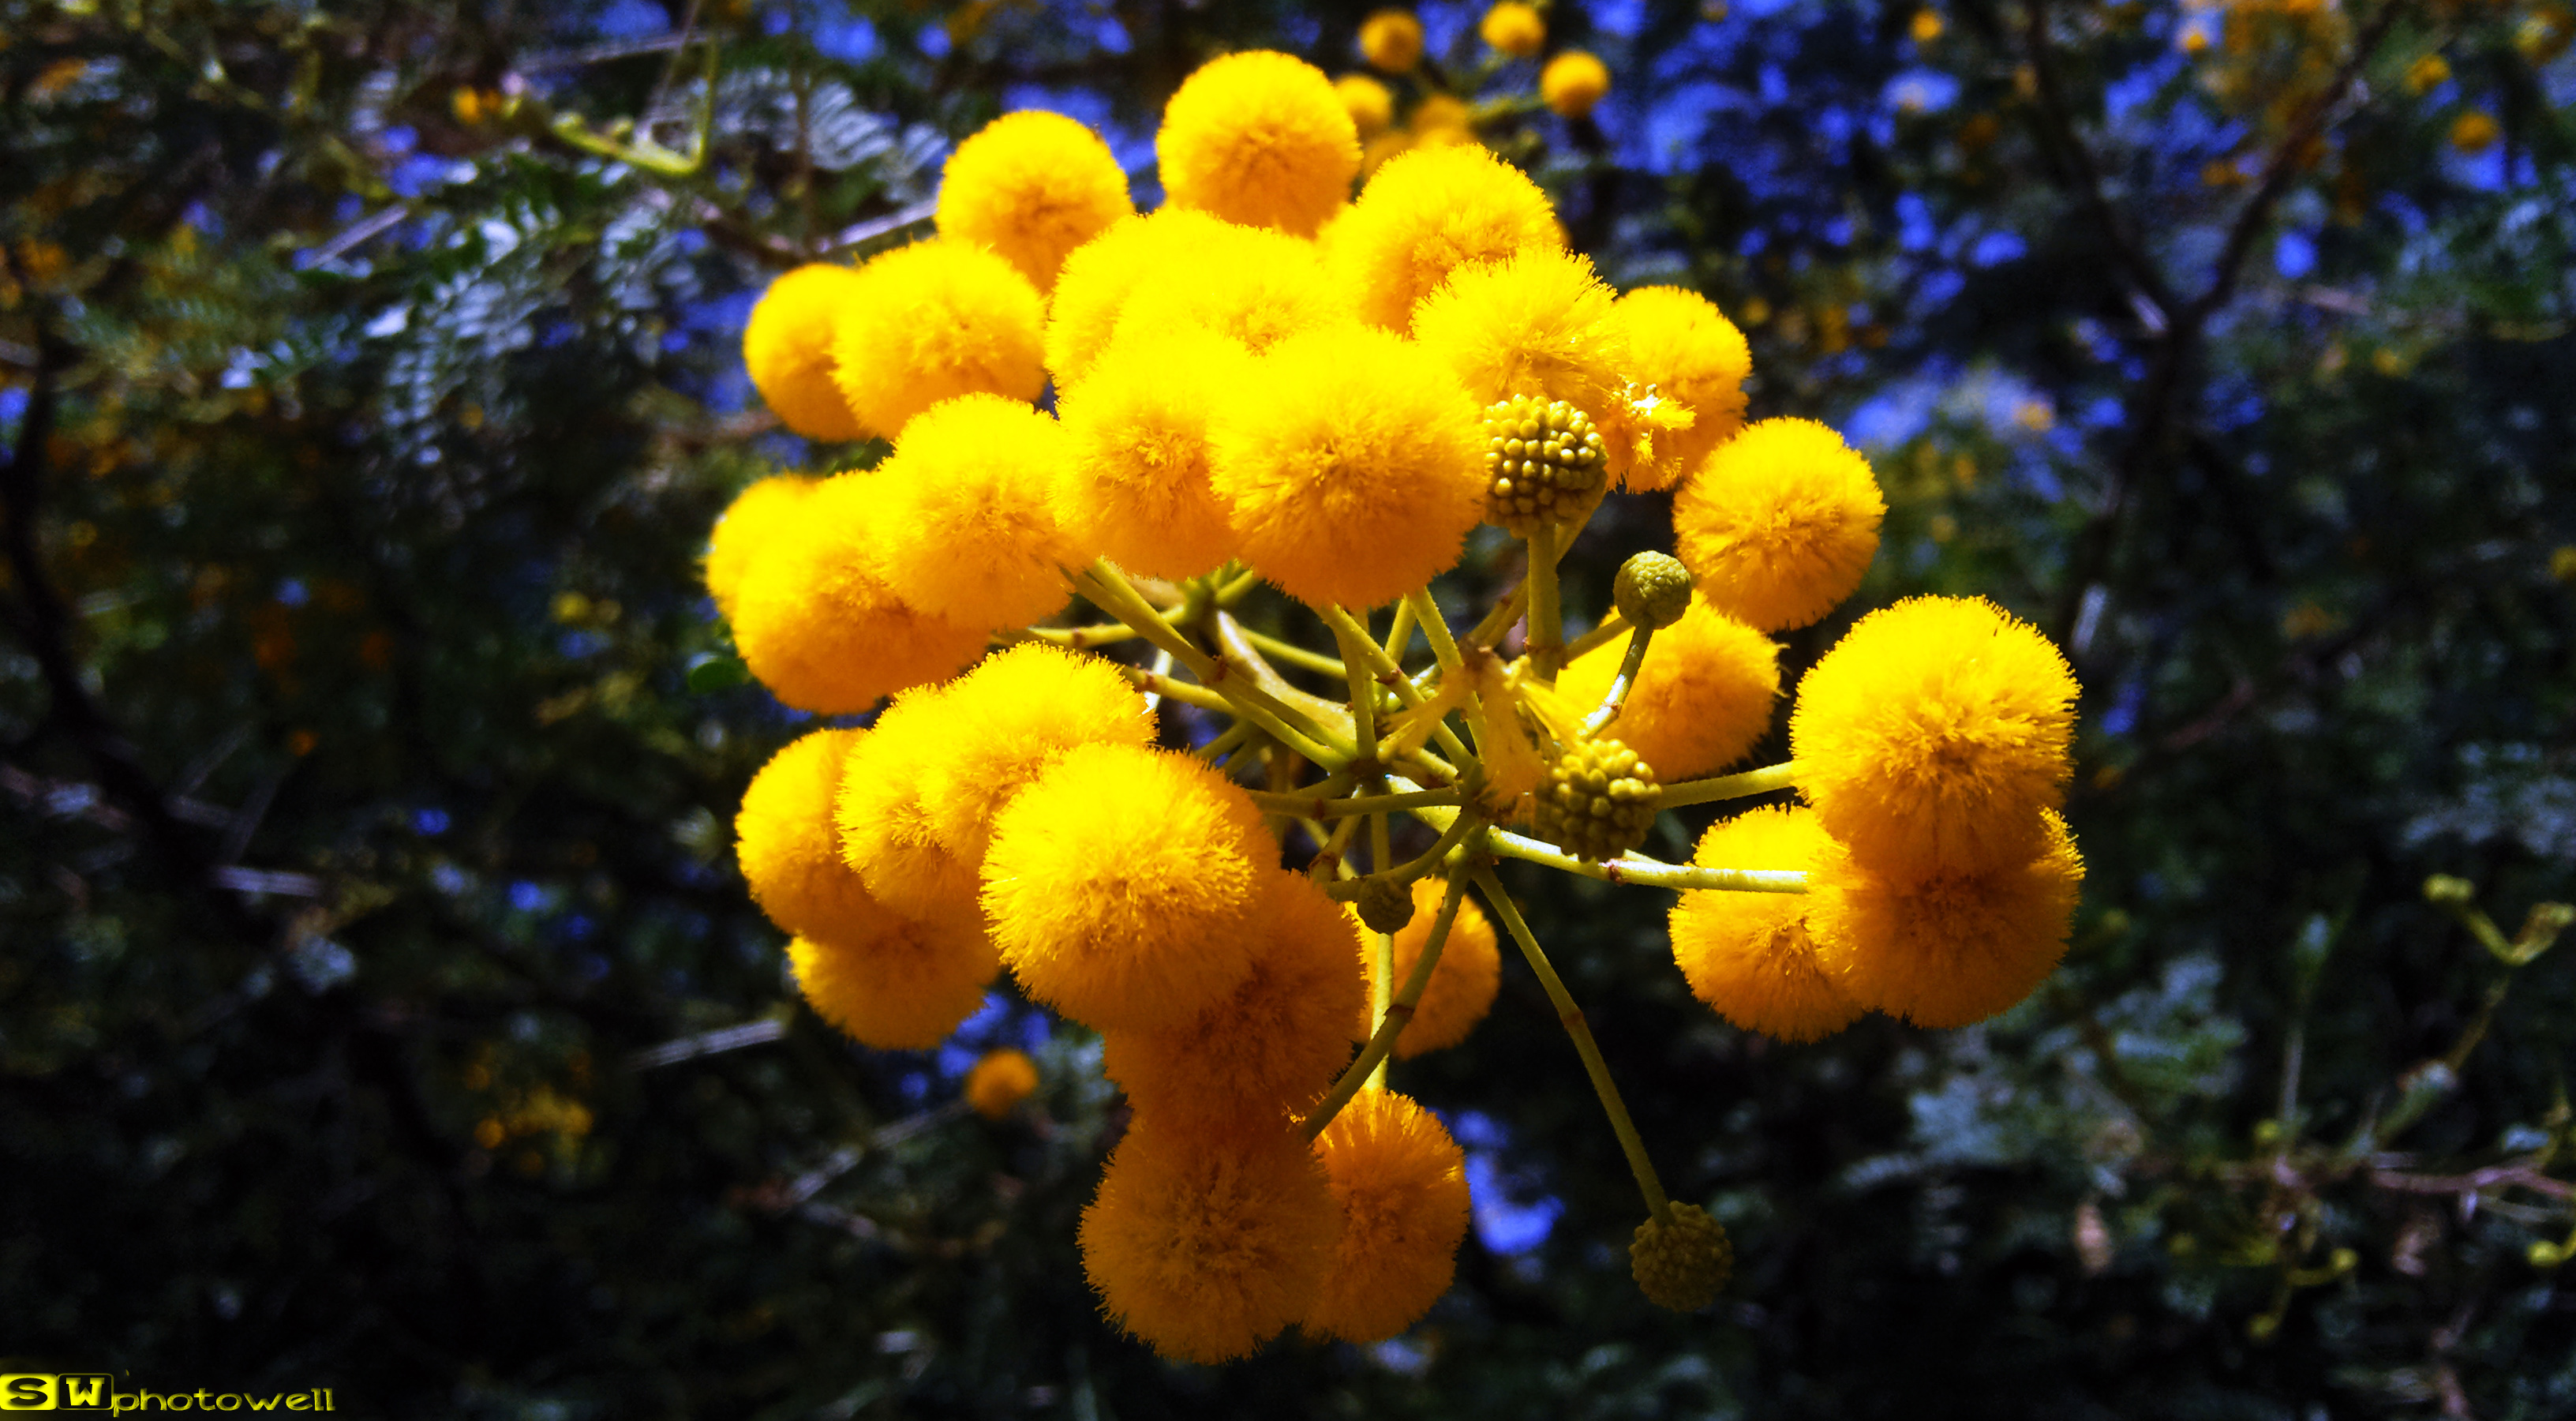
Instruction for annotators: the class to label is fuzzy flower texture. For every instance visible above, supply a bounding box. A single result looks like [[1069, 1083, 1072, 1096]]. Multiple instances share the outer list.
[[715, 28, 2081, 1364]]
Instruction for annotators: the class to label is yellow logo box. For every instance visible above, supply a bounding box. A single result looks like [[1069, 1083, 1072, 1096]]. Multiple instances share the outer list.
[[1, 1374, 114, 1411]]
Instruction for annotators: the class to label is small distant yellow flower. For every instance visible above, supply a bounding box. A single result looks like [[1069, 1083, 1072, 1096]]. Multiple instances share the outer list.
[[1360, 9, 1426, 73], [2181, 25, 2209, 55], [2014, 398, 2055, 432], [1326, 144, 1564, 332], [1481, 2, 1547, 57], [935, 110, 1135, 292], [1910, 9, 1945, 43], [1808, 810, 2084, 1028], [736, 729, 875, 943], [868, 393, 1075, 629], [1408, 92, 1477, 146], [827, 239, 1046, 441], [964, 1048, 1040, 1119], [1210, 322, 1488, 609], [1789, 595, 2078, 882], [917, 643, 1156, 866], [1558, 595, 1780, 782], [1608, 285, 1753, 489], [983, 743, 1279, 1031], [836, 682, 986, 928], [1359, 879, 1501, 1059], [1102, 874, 1367, 1131], [1159, 51, 1360, 238], [2549, 545, 2576, 583], [1303, 1088, 1471, 1343], [1336, 73, 1396, 138], [741, 264, 869, 441], [702, 474, 818, 622], [2450, 111, 2500, 155], [1672, 417, 1886, 632], [1054, 324, 1256, 581], [1541, 51, 1612, 119], [1043, 208, 1234, 386], [1667, 806, 1862, 1042], [2402, 53, 2451, 95], [1079, 1115, 1343, 1363]]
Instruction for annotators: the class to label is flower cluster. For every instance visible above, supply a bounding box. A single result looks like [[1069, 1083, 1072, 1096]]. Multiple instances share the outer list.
[[713, 13, 2079, 1365]]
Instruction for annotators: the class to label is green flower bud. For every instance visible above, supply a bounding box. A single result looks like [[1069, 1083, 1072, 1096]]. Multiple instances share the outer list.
[[1630, 1202, 1732, 1311], [1354, 875, 1416, 934], [1612, 552, 1694, 630], [1533, 737, 1659, 863]]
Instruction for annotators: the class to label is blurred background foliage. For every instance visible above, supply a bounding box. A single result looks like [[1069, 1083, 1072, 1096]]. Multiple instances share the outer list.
[[3, 0, 2573, 1415]]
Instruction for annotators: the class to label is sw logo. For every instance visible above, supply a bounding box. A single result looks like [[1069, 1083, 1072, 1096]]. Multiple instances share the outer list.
[[0, 1374, 114, 1412]]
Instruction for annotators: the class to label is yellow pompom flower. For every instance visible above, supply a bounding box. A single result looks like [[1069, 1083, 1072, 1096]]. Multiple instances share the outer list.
[[1054, 324, 1257, 581], [1361, 877, 1501, 1058], [1359, 9, 1426, 73], [1481, 2, 1547, 57], [1327, 144, 1564, 332], [836, 684, 987, 930], [1103, 874, 1366, 1130], [1666, 806, 1862, 1043], [1807, 810, 2084, 1028], [788, 912, 999, 1051], [1789, 594, 2079, 881], [868, 393, 1075, 629], [1336, 73, 1395, 138], [1672, 416, 1885, 632], [1043, 208, 1234, 387], [703, 474, 818, 623], [736, 728, 875, 942], [829, 238, 1046, 440], [1209, 322, 1488, 608], [728, 476, 988, 714], [965, 1047, 1040, 1119], [1080, 1114, 1343, 1364], [917, 643, 1156, 865], [742, 264, 868, 441], [1557, 596, 1780, 782], [1110, 219, 1345, 356], [983, 743, 1278, 1031], [1541, 51, 1612, 119], [2450, 110, 2500, 155], [1611, 286, 1752, 490], [1159, 51, 1360, 238], [935, 109, 1135, 292], [1411, 247, 1628, 416], [1304, 1088, 1471, 1343], [1409, 93, 1477, 147]]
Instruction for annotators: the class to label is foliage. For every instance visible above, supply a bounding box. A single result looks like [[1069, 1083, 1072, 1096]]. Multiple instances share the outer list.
[[2, 0, 2571, 1417]]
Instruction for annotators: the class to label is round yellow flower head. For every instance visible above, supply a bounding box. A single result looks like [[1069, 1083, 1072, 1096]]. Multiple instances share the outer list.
[[1103, 873, 1367, 1131], [1612, 286, 1752, 489], [1043, 208, 1234, 386], [703, 474, 818, 623], [1413, 247, 1629, 415], [964, 1046, 1040, 1120], [1630, 1202, 1732, 1311], [2451, 110, 2500, 154], [1408, 93, 1476, 147], [1159, 51, 1361, 238], [728, 476, 988, 714], [917, 643, 1155, 865], [1303, 1087, 1471, 1342], [1667, 806, 1862, 1043], [788, 913, 999, 1051], [1361, 878, 1500, 1059], [1481, 2, 1547, 57], [1328, 144, 1564, 331], [742, 264, 868, 441], [1336, 73, 1395, 138], [1790, 594, 2079, 880], [869, 393, 1075, 629], [1808, 809, 2084, 1028], [982, 742, 1278, 1032], [1673, 416, 1885, 632], [736, 729, 875, 943], [1210, 322, 1488, 608], [1054, 324, 1257, 581], [1080, 1113, 1343, 1364], [836, 683, 987, 929], [935, 109, 1135, 292], [829, 238, 1046, 440], [1359, 9, 1426, 73], [1111, 219, 1345, 356], [1541, 51, 1612, 119], [1558, 595, 1780, 782]]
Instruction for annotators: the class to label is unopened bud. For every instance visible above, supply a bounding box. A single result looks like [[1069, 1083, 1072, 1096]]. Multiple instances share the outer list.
[[1630, 1202, 1732, 1311], [1612, 552, 1694, 630], [1354, 876, 1416, 934], [1535, 737, 1659, 862]]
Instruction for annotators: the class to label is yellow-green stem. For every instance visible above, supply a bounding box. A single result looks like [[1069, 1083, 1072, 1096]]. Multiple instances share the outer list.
[[1323, 810, 1486, 898], [1234, 624, 1347, 679], [1560, 611, 1633, 664], [1368, 808, 1397, 1089], [1465, 581, 1530, 651], [1470, 862, 1672, 1224], [1245, 785, 1463, 818], [1484, 826, 1810, 893], [1406, 587, 1465, 674], [1526, 522, 1565, 682], [1073, 564, 1352, 767], [1303, 868, 1470, 1141], [1320, 602, 1474, 770], [1654, 760, 1803, 810], [1578, 625, 1656, 736], [1002, 623, 1145, 651]]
